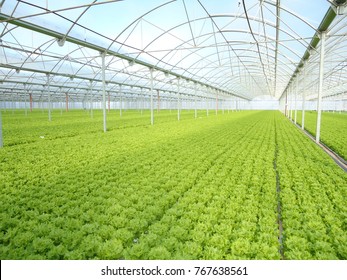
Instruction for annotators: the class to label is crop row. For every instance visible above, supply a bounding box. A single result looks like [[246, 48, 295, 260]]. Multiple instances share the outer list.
[[125, 113, 279, 259], [1, 109, 208, 146], [276, 115, 347, 259], [0, 110, 346, 259], [2, 111, 279, 259]]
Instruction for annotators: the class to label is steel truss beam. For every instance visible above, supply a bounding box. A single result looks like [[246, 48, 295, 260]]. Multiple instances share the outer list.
[[0, 13, 250, 101]]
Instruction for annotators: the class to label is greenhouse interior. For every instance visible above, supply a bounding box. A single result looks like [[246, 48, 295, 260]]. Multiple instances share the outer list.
[[0, 0, 346, 260]]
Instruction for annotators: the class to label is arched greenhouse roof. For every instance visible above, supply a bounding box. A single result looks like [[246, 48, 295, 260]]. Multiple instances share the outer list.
[[0, 0, 347, 103]]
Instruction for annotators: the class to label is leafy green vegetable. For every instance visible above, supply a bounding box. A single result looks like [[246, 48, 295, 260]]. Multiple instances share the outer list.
[[0, 110, 345, 260]]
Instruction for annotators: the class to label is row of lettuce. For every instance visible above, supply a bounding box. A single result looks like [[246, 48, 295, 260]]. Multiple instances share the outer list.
[[0, 111, 346, 259], [292, 111, 346, 160], [276, 115, 346, 259]]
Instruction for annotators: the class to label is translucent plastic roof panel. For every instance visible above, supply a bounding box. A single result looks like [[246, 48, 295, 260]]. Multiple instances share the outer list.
[[1, 0, 346, 102]]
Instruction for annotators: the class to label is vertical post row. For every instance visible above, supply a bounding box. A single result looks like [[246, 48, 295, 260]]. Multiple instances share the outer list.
[[302, 66, 306, 130], [194, 82, 197, 119], [0, 111, 3, 148], [294, 77, 297, 124], [150, 68, 154, 125], [177, 78, 181, 121], [316, 32, 326, 143], [101, 52, 107, 132], [157, 90, 160, 113]]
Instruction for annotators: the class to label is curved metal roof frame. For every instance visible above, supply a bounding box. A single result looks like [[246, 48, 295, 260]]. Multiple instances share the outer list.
[[0, 15, 239, 100], [281, 3, 347, 98], [1, 0, 347, 105], [114, 3, 320, 96], [125, 15, 300, 98]]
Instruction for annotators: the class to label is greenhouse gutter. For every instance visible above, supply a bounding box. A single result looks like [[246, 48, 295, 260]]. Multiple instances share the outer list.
[[0, 13, 250, 101], [291, 121, 347, 172]]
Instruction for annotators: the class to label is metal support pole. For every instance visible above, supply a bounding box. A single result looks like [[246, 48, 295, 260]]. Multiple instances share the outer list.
[[170, 97, 172, 113], [101, 52, 107, 132], [284, 91, 288, 117], [287, 91, 290, 118], [11, 92, 14, 114], [137, 95, 140, 112], [89, 82, 93, 118], [47, 74, 51, 121], [157, 90, 160, 113], [39, 95, 43, 113], [177, 80, 181, 121], [83, 95, 86, 111], [294, 77, 297, 124], [290, 86, 293, 120], [150, 68, 154, 125], [316, 32, 325, 143], [59, 88, 63, 115], [302, 68, 306, 130], [24, 92, 28, 116], [288, 88, 290, 118], [108, 91, 110, 113], [141, 88, 143, 115], [216, 90, 218, 115], [0, 111, 3, 148], [194, 83, 197, 119]]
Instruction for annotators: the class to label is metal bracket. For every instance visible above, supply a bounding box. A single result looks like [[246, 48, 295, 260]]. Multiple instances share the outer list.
[[57, 38, 65, 47], [330, 0, 347, 14], [0, 0, 5, 12]]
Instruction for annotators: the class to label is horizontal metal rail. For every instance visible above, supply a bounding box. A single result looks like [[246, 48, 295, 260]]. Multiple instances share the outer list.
[[290, 119, 347, 172], [279, 3, 344, 100], [0, 13, 251, 101]]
